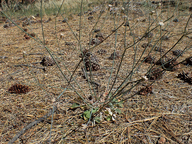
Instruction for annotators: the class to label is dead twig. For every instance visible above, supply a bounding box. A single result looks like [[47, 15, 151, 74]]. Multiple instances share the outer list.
[[28, 53, 44, 55], [14, 64, 46, 71], [158, 118, 183, 144], [0, 56, 8, 59], [8, 106, 57, 144], [67, 22, 125, 86], [81, 67, 101, 87]]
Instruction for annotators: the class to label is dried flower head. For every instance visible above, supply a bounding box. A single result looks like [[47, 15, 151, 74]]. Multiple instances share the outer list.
[[149, 11, 155, 15], [159, 22, 164, 26]]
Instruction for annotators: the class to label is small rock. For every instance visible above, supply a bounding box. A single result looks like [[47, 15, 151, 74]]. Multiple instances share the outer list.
[[44, 17, 52, 23], [158, 137, 166, 144], [30, 33, 35, 37], [59, 29, 67, 32], [30, 20, 36, 24], [97, 49, 107, 55], [35, 13, 40, 17], [24, 34, 30, 40], [144, 32, 153, 38], [141, 43, 152, 48], [40, 56, 55, 66], [189, 7, 192, 12], [89, 38, 101, 45], [141, 19, 146, 22], [88, 16, 93, 20], [78, 12, 83, 16], [60, 33, 64, 39], [3, 24, 9, 28], [68, 14, 74, 20], [100, 10, 105, 14], [84, 11, 88, 14], [5, 19, 11, 23], [185, 56, 192, 65], [96, 33, 104, 39], [111, 29, 116, 32], [22, 20, 30, 27], [173, 18, 179, 22], [65, 42, 73, 46], [20, 17, 28, 21], [23, 28, 28, 32], [36, 20, 42, 23], [172, 49, 183, 56], [144, 55, 155, 64], [0, 56, 8, 59], [108, 51, 120, 60], [62, 18, 68, 23], [88, 11, 96, 15], [161, 35, 169, 40], [94, 29, 100, 33], [124, 21, 129, 26], [88, 3, 93, 7], [154, 46, 164, 52]]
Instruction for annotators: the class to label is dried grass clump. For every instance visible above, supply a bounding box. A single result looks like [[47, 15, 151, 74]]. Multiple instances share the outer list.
[[79, 49, 100, 71], [8, 84, 30, 94]]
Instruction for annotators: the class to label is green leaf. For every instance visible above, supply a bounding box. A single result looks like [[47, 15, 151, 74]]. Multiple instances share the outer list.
[[71, 103, 80, 109], [117, 101, 124, 108], [115, 108, 122, 114], [92, 107, 99, 113], [108, 102, 113, 107], [112, 98, 118, 103], [81, 108, 99, 121], [94, 116, 101, 123], [106, 115, 112, 121], [83, 110, 91, 119]]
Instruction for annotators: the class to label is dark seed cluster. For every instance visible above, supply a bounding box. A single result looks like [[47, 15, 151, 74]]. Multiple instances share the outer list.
[[8, 84, 30, 94], [139, 85, 153, 95], [80, 49, 100, 71], [177, 71, 192, 84], [185, 57, 192, 65], [144, 55, 155, 64], [147, 68, 164, 80], [155, 57, 180, 71], [172, 50, 183, 56]]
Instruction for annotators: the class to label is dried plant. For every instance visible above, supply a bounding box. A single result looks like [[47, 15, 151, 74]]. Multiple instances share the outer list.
[[1, 0, 192, 143]]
